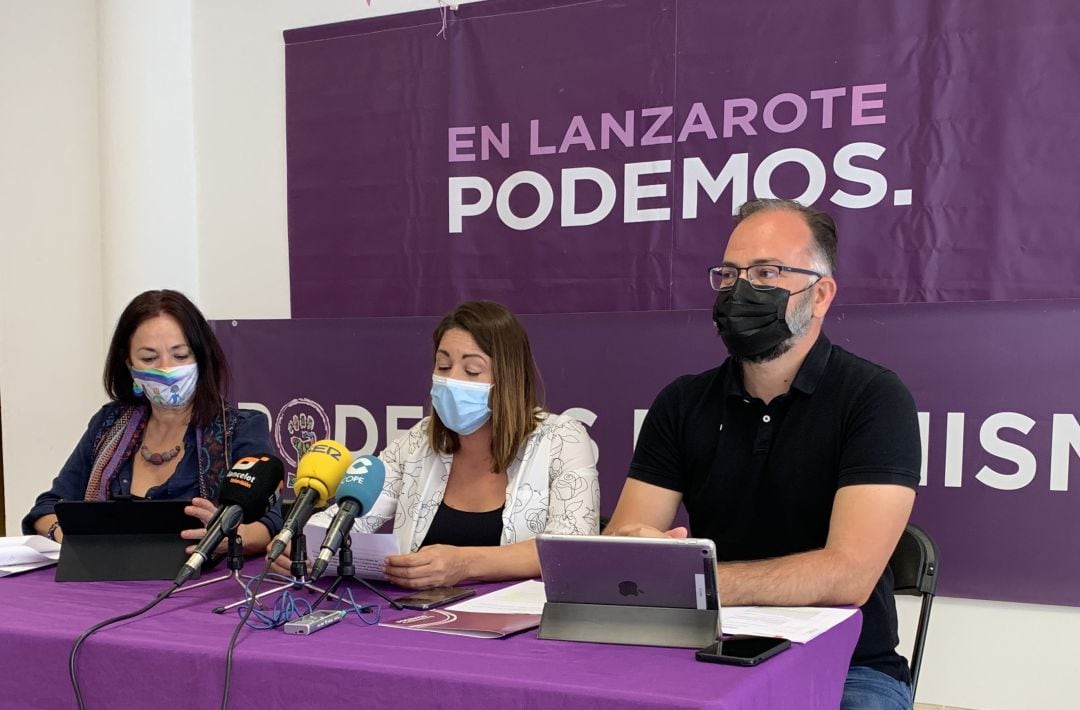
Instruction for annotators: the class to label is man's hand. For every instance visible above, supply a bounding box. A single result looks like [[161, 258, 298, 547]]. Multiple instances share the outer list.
[[606, 522, 688, 539]]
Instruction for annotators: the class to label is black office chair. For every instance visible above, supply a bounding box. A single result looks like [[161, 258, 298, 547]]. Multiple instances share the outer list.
[[888, 523, 939, 698]]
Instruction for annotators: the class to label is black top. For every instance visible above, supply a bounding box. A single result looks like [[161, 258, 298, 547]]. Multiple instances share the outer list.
[[422, 501, 504, 548], [629, 333, 920, 683]]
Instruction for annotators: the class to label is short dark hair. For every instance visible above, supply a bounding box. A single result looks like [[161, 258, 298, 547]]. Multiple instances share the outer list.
[[735, 198, 837, 275], [103, 289, 229, 426], [428, 301, 544, 475]]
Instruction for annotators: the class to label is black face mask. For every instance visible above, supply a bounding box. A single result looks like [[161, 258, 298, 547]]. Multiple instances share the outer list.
[[712, 279, 794, 360]]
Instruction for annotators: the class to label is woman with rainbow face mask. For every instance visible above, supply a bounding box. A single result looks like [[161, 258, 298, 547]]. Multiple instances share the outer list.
[[295, 300, 601, 589], [23, 290, 283, 554]]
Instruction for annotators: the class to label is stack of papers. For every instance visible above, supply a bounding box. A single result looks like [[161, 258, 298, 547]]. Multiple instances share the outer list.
[[720, 606, 857, 643], [0, 536, 61, 577], [448, 579, 547, 615]]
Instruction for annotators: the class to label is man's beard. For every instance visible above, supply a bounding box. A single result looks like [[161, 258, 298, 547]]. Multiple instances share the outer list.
[[735, 288, 814, 365]]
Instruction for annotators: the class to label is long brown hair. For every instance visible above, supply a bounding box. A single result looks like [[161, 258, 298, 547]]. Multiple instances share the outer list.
[[428, 301, 544, 474], [103, 289, 229, 426]]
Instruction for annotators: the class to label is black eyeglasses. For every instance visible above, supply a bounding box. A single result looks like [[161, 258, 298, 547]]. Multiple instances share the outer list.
[[707, 264, 823, 291]]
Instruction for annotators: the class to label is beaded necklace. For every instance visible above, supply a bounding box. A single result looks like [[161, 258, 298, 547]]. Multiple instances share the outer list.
[[140, 444, 182, 465]]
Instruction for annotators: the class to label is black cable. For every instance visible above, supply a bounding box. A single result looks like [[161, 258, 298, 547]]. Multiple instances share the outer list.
[[69, 582, 180, 710], [221, 560, 273, 710]]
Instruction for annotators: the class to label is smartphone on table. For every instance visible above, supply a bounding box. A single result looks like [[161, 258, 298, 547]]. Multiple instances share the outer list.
[[394, 586, 476, 610], [695, 635, 791, 666]]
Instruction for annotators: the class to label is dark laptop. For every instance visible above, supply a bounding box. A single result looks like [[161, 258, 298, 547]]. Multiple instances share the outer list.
[[53, 500, 200, 582]]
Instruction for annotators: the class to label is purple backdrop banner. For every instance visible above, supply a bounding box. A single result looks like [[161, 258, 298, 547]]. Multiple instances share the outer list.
[[215, 299, 1080, 606], [285, 0, 1080, 317]]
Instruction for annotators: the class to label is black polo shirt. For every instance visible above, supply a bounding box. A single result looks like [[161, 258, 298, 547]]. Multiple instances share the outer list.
[[629, 332, 920, 683]]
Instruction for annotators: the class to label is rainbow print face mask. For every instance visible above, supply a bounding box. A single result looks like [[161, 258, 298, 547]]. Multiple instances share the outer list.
[[131, 363, 198, 408]]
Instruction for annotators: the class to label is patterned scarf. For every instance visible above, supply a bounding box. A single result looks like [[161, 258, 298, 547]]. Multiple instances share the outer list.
[[83, 403, 234, 502]]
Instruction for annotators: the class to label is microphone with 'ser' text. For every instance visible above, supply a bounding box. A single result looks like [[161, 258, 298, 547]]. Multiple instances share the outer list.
[[267, 440, 352, 562]]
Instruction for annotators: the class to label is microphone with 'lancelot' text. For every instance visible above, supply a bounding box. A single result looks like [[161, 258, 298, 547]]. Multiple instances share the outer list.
[[266, 440, 352, 562], [174, 454, 284, 586], [310, 455, 386, 580]]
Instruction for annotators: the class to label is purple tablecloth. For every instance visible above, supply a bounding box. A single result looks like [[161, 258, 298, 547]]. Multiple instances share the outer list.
[[0, 564, 860, 709]]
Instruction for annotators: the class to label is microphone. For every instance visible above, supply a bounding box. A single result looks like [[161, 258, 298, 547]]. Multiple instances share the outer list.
[[174, 454, 284, 586], [266, 440, 352, 561], [310, 455, 387, 580]]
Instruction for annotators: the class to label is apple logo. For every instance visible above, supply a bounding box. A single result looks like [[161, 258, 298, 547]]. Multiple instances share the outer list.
[[618, 580, 643, 597]]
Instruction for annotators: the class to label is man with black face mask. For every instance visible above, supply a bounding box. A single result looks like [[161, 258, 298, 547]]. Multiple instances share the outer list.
[[607, 199, 921, 710], [711, 263, 817, 362]]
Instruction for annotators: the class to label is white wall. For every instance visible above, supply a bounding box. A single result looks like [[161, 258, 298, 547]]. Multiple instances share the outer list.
[[0, 0, 105, 537], [897, 596, 1079, 709], [1, 2, 1077, 708], [98, 0, 199, 325]]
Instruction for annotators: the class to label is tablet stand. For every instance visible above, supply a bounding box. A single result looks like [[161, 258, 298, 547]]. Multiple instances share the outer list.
[[53, 499, 200, 582], [538, 602, 719, 649], [212, 532, 340, 614]]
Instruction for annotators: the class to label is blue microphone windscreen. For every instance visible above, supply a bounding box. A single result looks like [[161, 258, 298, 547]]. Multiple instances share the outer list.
[[335, 455, 386, 515]]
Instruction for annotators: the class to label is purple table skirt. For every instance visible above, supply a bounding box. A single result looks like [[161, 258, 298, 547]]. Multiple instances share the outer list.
[[0, 563, 860, 709]]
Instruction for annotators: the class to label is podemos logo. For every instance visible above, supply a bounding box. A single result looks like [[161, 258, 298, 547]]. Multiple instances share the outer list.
[[274, 398, 332, 486]]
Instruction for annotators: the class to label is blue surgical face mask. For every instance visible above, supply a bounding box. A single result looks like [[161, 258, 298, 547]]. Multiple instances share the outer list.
[[431, 375, 492, 436]]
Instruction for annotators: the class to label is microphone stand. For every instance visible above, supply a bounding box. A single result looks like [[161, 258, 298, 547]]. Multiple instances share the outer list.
[[173, 532, 261, 603], [310, 535, 404, 611], [212, 532, 340, 614]]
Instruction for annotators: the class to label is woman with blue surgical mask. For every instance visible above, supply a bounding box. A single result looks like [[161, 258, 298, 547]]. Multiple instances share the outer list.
[[301, 300, 601, 589], [23, 290, 282, 555]]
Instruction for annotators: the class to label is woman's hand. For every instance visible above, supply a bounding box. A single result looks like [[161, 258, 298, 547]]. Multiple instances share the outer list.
[[266, 546, 314, 579], [268, 552, 291, 577], [269, 552, 299, 578], [35, 515, 63, 544], [181, 497, 224, 555], [384, 545, 472, 589]]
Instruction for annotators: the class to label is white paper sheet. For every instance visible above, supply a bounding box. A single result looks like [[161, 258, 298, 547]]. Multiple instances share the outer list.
[[448, 580, 548, 615], [0, 536, 61, 577], [720, 605, 857, 644], [303, 520, 400, 581]]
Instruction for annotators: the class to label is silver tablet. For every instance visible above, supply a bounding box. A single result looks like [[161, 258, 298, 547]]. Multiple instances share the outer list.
[[536, 534, 720, 611]]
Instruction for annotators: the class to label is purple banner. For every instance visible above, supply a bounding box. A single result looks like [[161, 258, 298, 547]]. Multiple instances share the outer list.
[[215, 299, 1080, 606], [285, 0, 1080, 317]]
